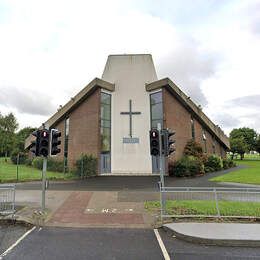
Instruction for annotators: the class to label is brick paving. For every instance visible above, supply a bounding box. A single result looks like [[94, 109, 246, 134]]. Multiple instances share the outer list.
[[48, 191, 146, 227]]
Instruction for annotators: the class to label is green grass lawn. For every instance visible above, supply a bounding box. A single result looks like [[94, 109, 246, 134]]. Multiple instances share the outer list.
[[145, 200, 260, 217], [0, 157, 75, 183], [210, 159, 260, 185]]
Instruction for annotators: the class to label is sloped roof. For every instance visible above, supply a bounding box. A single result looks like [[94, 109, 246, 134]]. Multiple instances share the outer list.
[[146, 78, 230, 149], [24, 77, 114, 149]]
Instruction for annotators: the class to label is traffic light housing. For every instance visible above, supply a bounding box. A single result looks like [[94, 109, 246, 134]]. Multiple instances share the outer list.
[[166, 129, 176, 156], [39, 129, 50, 157], [50, 129, 61, 155], [150, 129, 160, 156], [30, 130, 40, 156]]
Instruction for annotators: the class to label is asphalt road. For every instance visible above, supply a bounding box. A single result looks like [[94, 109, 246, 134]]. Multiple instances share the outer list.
[[3, 227, 260, 260], [0, 223, 29, 255], [15, 166, 245, 191], [3, 227, 163, 260]]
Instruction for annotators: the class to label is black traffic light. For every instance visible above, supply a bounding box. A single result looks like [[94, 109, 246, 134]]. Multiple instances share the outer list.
[[50, 129, 61, 155], [39, 129, 50, 157], [166, 129, 176, 156], [30, 130, 40, 156], [150, 129, 160, 156]]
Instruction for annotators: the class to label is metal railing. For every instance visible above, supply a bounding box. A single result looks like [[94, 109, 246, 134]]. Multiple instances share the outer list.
[[0, 184, 16, 216], [159, 185, 260, 219]]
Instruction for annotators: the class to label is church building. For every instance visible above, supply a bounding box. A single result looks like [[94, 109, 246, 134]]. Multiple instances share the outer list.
[[27, 54, 229, 175]]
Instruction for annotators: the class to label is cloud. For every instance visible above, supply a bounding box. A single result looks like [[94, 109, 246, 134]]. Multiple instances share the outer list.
[[226, 95, 260, 109], [0, 86, 56, 116], [211, 113, 241, 129], [157, 38, 218, 106], [239, 113, 260, 132], [246, 1, 260, 35]]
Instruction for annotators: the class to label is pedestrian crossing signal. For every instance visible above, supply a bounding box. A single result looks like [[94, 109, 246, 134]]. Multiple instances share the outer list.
[[150, 129, 160, 156]]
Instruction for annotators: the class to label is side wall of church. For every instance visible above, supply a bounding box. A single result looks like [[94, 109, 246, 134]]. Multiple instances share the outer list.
[[163, 88, 226, 164], [163, 88, 191, 161], [52, 88, 101, 170]]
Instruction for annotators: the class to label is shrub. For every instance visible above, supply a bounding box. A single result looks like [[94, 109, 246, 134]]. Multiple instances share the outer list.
[[47, 158, 64, 172], [32, 157, 64, 172], [169, 156, 204, 177], [32, 157, 43, 170], [75, 154, 97, 178], [183, 140, 204, 159], [10, 150, 28, 165], [223, 158, 236, 169], [205, 155, 223, 172], [25, 158, 33, 166], [204, 166, 215, 173]]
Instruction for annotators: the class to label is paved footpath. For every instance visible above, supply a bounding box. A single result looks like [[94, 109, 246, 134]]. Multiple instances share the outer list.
[[48, 191, 155, 228], [15, 190, 156, 228]]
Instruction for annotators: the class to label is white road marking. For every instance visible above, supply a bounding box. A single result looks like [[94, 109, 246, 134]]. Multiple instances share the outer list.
[[153, 229, 171, 260], [0, 226, 36, 258]]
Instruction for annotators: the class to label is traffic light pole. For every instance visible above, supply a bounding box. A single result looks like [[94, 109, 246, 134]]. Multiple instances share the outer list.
[[42, 157, 47, 211], [157, 123, 166, 218], [157, 123, 165, 187]]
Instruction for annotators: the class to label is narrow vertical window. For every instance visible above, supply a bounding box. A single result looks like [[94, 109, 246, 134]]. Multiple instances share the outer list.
[[191, 117, 195, 140], [212, 136, 216, 154], [100, 92, 111, 173], [202, 129, 207, 153], [150, 91, 163, 173], [64, 117, 69, 171]]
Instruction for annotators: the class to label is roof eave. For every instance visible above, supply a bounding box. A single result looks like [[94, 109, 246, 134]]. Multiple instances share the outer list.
[[24, 78, 114, 149], [45, 77, 114, 128], [146, 78, 230, 150]]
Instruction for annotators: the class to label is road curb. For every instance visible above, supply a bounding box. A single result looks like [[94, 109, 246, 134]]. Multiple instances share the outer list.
[[218, 182, 260, 187], [162, 225, 260, 247], [0, 217, 33, 228]]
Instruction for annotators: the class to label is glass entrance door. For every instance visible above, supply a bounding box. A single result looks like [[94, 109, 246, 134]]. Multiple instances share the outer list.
[[101, 152, 111, 173], [152, 155, 160, 173]]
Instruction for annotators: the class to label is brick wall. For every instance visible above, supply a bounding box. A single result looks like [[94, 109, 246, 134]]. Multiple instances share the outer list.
[[163, 88, 227, 163], [52, 88, 101, 170], [163, 88, 191, 161]]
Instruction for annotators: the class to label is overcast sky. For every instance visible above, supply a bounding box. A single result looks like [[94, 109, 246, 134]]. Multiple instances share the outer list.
[[0, 0, 259, 135]]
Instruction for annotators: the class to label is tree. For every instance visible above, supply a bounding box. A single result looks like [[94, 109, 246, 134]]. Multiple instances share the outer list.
[[0, 113, 18, 159], [14, 126, 36, 152], [256, 137, 260, 155], [183, 139, 206, 161], [230, 137, 248, 160], [230, 127, 257, 152]]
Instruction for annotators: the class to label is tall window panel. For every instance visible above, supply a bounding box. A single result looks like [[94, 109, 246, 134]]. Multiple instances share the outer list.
[[101, 92, 111, 153], [64, 117, 70, 171], [202, 129, 207, 153], [212, 136, 216, 154], [150, 91, 163, 173], [150, 91, 163, 129], [100, 92, 111, 173], [191, 117, 195, 140]]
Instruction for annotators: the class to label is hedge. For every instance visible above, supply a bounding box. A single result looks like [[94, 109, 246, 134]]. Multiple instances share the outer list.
[[32, 157, 64, 172], [169, 156, 204, 177], [75, 154, 97, 178]]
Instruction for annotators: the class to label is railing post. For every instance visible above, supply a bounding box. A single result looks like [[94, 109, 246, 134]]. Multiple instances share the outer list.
[[16, 153, 19, 182], [158, 181, 163, 223], [12, 185, 15, 213], [214, 188, 220, 218]]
